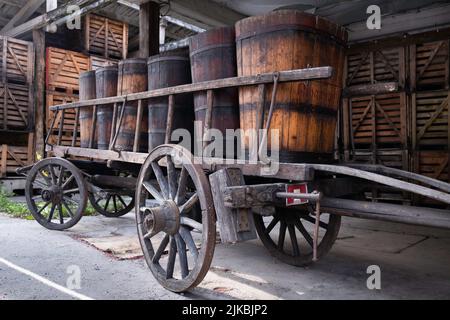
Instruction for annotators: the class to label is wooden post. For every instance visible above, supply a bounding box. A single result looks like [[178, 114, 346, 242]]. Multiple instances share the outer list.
[[33, 29, 45, 159], [139, 1, 159, 58]]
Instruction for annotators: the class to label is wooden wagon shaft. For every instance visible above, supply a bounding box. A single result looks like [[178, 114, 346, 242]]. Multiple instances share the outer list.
[[321, 197, 450, 230], [49, 67, 333, 111]]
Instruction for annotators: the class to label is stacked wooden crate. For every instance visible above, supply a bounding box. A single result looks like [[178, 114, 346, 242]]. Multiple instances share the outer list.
[[410, 39, 450, 201], [84, 14, 125, 71], [45, 47, 90, 146], [0, 36, 35, 177], [342, 44, 409, 202]]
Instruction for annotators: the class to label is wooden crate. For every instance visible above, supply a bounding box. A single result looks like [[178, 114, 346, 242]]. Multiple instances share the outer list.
[[0, 133, 34, 177], [412, 90, 450, 149], [413, 150, 449, 183], [410, 40, 449, 91], [47, 132, 80, 148], [0, 82, 32, 131], [0, 36, 34, 84], [46, 90, 79, 133], [89, 55, 118, 71], [345, 46, 406, 88], [84, 14, 128, 59], [347, 92, 407, 148], [46, 47, 89, 92], [352, 148, 410, 203]]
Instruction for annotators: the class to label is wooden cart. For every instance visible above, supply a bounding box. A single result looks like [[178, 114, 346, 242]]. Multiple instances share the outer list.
[[19, 67, 450, 292]]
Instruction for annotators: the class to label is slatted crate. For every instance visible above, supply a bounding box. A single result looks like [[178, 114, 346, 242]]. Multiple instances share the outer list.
[[89, 55, 118, 71], [352, 148, 410, 203], [47, 132, 80, 148], [46, 90, 79, 133], [413, 150, 449, 182], [348, 92, 408, 148], [410, 40, 449, 91], [345, 46, 406, 88], [0, 36, 34, 84], [0, 82, 33, 131], [46, 47, 89, 92], [412, 90, 450, 149], [84, 14, 128, 59], [0, 133, 34, 177]]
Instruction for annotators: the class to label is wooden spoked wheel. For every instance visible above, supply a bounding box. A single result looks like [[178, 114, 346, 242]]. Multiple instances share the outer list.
[[135, 144, 216, 292], [254, 206, 341, 266], [89, 190, 134, 218], [25, 158, 88, 230]]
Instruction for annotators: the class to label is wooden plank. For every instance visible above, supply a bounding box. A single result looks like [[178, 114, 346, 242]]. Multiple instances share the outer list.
[[139, 1, 159, 58], [50, 67, 333, 111]]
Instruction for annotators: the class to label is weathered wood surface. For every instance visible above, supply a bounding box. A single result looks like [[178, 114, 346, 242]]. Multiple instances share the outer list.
[[209, 168, 257, 243], [0, 133, 34, 177], [95, 66, 117, 149], [84, 13, 129, 59], [89, 55, 118, 71], [236, 10, 346, 161], [0, 82, 32, 130], [49, 67, 333, 111], [79, 71, 96, 148], [0, 36, 34, 84], [322, 197, 450, 229], [33, 29, 45, 158], [342, 82, 398, 97]]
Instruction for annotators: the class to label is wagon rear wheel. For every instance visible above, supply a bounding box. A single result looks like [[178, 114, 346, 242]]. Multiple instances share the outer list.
[[254, 206, 340, 266], [136, 144, 216, 292], [25, 157, 88, 230], [89, 190, 134, 218]]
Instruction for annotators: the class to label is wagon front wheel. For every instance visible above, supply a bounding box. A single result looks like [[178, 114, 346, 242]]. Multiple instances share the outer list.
[[135, 144, 216, 292], [254, 206, 341, 266], [25, 157, 88, 230]]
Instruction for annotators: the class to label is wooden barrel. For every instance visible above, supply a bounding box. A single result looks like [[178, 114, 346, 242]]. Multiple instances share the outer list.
[[95, 66, 118, 150], [116, 58, 148, 152], [235, 10, 347, 162], [190, 26, 240, 157], [79, 70, 96, 148], [147, 52, 194, 151]]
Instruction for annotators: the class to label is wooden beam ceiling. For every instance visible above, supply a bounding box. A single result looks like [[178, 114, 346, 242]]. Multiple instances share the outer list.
[[0, 0, 46, 33]]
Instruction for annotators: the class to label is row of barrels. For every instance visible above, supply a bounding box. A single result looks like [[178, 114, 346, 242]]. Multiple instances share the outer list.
[[79, 10, 347, 162]]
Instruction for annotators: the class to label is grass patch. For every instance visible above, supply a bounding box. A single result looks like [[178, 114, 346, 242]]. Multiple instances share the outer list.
[[0, 188, 98, 220]]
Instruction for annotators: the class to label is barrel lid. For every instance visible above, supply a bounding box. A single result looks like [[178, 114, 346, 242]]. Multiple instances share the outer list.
[[148, 53, 189, 64], [189, 26, 235, 53], [235, 10, 347, 44], [118, 58, 147, 66], [79, 70, 96, 79], [95, 66, 118, 74]]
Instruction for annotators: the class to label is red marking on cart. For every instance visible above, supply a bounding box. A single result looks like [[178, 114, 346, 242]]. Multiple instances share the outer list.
[[286, 183, 309, 206]]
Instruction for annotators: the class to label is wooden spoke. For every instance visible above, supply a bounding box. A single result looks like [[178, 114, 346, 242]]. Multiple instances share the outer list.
[[37, 201, 50, 214], [180, 217, 203, 232], [117, 195, 127, 207], [32, 179, 47, 189], [288, 224, 300, 256], [58, 166, 65, 186], [48, 165, 57, 185], [37, 170, 51, 186], [62, 200, 74, 218], [294, 219, 314, 247], [265, 215, 280, 234], [152, 234, 170, 263], [166, 156, 177, 200], [63, 188, 79, 194], [175, 167, 188, 205], [166, 237, 177, 279], [151, 162, 169, 199], [277, 221, 287, 251], [61, 174, 75, 190], [179, 226, 198, 260], [179, 193, 198, 214], [104, 195, 111, 211], [175, 234, 189, 278], [113, 195, 118, 213], [302, 215, 328, 229], [47, 204, 56, 222], [58, 203, 64, 224], [143, 181, 164, 203], [63, 196, 78, 205]]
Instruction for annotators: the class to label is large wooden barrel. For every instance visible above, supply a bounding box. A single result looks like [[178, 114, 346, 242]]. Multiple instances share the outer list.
[[190, 26, 240, 157], [147, 52, 194, 151], [95, 66, 118, 150], [235, 10, 347, 162], [79, 70, 96, 148], [116, 58, 148, 152]]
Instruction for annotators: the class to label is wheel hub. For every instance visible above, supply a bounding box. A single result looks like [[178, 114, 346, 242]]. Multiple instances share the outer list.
[[144, 200, 180, 237], [41, 186, 63, 204]]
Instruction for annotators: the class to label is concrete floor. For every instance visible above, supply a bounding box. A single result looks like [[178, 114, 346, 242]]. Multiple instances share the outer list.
[[0, 211, 449, 300]]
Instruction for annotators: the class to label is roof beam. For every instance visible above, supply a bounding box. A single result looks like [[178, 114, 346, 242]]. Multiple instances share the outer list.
[[0, 0, 46, 33], [1, 0, 115, 37]]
